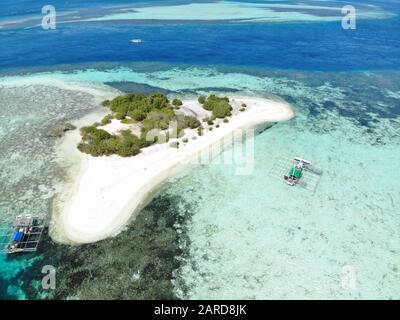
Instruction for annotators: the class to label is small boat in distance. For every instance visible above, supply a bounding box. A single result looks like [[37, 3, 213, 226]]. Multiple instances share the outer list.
[[130, 38, 142, 44]]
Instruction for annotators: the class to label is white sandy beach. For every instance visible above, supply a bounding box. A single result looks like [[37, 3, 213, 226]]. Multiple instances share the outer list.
[[51, 97, 294, 244]]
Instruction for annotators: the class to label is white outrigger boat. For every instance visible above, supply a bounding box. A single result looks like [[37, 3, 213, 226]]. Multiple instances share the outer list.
[[284, 157, 322, 186], [269, 156, 323, 192]]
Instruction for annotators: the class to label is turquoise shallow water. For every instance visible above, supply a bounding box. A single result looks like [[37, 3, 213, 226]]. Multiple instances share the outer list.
[[173, 116, 400, 299], [1, 0, 399, 300], [0, 83, 109, 298], [0, 65, 399, 299]]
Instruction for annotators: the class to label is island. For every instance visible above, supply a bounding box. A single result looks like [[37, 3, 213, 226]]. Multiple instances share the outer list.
[[51, 93, 294, 244]]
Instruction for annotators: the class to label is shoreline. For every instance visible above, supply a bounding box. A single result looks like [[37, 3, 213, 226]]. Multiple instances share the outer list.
[[51, 96, 295, 244]]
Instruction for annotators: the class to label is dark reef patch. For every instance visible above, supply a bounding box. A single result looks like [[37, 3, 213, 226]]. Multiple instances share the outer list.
[[105, 81, 173, 95], [0, 277, 18, 300], [184, 87, 241, 93], [14, 188, 196, 299]]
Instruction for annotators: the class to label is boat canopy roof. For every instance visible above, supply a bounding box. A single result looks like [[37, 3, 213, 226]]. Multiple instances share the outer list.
[[289, 167, 302, 178], [12, 231, 24, 242]]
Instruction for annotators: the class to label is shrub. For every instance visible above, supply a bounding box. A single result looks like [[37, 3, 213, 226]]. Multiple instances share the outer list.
[[142, 118, 157, 131], [197, 126, 204, 136], [145, 110, 174, 130], [107, 93, 173, 121], [209, 127, 213, 131], [128, 109, 147, 121], [121, 118, 136, 124], [223, 118, 229, 123], [201, 95, 232, 118], [115, 130, 141, 157], [147, 93, 169, 109], [216, 124, 220, 128], [116, 145, 140, 157], [101, 114, 113, 125], [81, 126, 111, 142], [202, 100, 213, 111], [182, 138, 188, 143], [184, 116, 201, 129], [78, 126, 144, 157], [114, 104, 129, 119], [241, 103, 247, 108], [198, 96, 206, 104], [202, 94, 229, 111], [97, 137, 119, 156], [172, 98, 183, 107], [212, 101, 232, 118], [101, 100, 111, 107], [207, 119, 214, 125]]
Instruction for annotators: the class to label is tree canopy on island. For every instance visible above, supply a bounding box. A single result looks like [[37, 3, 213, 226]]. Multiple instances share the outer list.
[[78, 126, 149, 157], [77, 93, 203, 157], [200, 94, 232, 118], [108, 93, 169, 120]]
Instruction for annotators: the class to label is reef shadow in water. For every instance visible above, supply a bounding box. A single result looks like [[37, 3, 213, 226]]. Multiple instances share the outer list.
[[13, 188, 197, 300], [104, 81, 173, 95], [104, 82, 242, 98]]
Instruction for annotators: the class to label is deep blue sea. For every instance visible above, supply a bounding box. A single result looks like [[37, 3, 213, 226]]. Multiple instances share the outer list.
[[0, 0, 399, 299], [1, 0, 399, 72]]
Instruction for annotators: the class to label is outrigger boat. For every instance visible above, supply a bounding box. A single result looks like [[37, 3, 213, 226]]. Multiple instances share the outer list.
[[269, 156, 322, 192], [0, 215, 44, 254], [283, 157, 322, 187]]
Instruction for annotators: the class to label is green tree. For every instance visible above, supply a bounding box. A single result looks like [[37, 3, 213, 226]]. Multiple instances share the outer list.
[[147, 93, 169, 109], [172, 98, 183, 107], [101, 114, 113, 125], [202, 94, 231, 114], [184, 116, 201, 129], [212, 101, 232, 118], [101, 100, 111, 107], [128, 109, 147, 121], [81, 126, 111, 142]]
